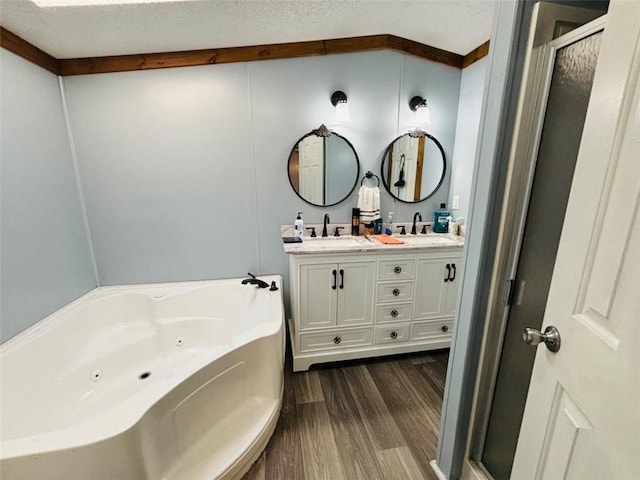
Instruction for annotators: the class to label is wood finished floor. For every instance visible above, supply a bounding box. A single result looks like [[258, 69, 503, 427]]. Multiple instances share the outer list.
[[242, 349, 449, 480]]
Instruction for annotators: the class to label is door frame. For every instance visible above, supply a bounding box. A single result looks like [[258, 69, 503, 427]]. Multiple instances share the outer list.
[[468, 16, 607, 474], [430, 2, 605, 479], [431, 0, 616, 480]]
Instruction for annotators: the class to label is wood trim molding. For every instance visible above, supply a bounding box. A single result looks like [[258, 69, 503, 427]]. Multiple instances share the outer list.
[[0, 27, 59, 74], [0, 27, 489, 76], [57, 35, 391, 76], [386, 34, 463, 68], [462, 41, 490, 68]]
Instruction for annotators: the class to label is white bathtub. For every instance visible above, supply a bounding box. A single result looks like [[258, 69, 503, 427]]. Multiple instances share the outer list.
[[0, 276, 284, 480]]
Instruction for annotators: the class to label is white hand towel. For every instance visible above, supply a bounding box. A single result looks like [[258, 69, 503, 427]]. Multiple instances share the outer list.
[[357, 186, 380, 224]]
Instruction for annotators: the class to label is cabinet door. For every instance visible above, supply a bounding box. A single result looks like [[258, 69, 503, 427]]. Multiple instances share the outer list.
[[300, 264, 337, 330], [442, 259, 463, 316], [413, 258, 448, 320], [336, 261, 375, 326]]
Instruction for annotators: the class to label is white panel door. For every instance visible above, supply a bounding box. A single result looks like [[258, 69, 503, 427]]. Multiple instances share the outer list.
[[512, 2, 640, 478], [336, 261, 375, 327], [299, 263, 336, 330], [298, 135, 324, 205]]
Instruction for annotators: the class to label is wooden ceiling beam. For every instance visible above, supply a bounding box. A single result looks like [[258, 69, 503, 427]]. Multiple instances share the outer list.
[[1, 27, 59, 74], [0, 28, 489, 76]]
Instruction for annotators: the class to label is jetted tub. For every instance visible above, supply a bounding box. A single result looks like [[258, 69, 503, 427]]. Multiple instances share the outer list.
[[0, 276, 284, 480]]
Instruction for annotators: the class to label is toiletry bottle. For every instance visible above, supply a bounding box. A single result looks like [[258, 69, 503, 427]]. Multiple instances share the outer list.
[[294, 212, 304, 238], [385, 212, 394, 235], [352, 208, 360, 236], [433, 204, 450, 233]]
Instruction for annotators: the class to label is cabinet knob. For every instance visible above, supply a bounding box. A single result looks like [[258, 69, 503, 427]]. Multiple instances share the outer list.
[[390, 331, 398, 340], [441, 325, 449, 333], [392, 288, 401, 297], [333, 336, 342, 344], [394, 266, 402, 274], [391, 309, 399, 318]]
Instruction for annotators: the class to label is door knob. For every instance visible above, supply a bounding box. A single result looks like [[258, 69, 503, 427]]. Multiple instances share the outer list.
[[522, 325, 561, 353]]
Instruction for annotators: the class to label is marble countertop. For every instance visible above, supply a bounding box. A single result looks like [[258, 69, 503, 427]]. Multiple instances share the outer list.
[[282, 228, 464, 255]]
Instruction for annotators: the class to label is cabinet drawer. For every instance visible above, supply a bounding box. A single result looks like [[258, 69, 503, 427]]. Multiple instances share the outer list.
[[374, 323, 411, 344], [378, 259, 415, 280], [411, 320, 454, 341], [299, 328, 372, 352], [377, 281, 414, 303], [375, 303, 412, 323]]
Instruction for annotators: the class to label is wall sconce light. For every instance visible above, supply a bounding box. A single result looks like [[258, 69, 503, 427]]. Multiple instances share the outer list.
[[409, 95, 432, 128], [331, 90, 351, 122]]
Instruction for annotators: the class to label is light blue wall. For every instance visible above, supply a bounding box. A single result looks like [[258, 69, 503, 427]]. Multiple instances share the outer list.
[[0, 50, 96, 343], [62, 51, 462, 290], [450, 57, 488, 222], [62, 64, 259, 285]]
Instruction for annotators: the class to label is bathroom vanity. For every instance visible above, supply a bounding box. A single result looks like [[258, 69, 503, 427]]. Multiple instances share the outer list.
[[283, 232, 464, 371]]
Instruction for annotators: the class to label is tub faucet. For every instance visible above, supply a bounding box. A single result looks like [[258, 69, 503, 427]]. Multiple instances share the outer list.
[[241, 273, 269, 289], [322, 213, 330, 237], [411, 212, 423, 235]]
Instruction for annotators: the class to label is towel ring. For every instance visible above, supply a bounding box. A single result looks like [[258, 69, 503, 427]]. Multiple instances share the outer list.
[[361, 171, 380, 187]]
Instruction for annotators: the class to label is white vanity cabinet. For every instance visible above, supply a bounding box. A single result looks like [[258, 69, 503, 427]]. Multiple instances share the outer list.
[[414, 256, 462, 320], [288, 246, 463, 372], [299, 261, 375, 329]]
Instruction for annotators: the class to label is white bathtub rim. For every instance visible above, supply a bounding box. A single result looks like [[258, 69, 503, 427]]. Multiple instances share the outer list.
[[0, 275, 283, 355], [0, 334, 286, 460], [0, 276, 284, 459], [221, 383, 284, 480]]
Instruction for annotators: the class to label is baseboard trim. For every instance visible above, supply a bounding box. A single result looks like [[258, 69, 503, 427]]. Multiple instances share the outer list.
[[430, 460, 448, 480]]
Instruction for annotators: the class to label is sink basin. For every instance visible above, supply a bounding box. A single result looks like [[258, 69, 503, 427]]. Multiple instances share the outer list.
[[302, 237, 363, 248], [400, 235, 461, 246]]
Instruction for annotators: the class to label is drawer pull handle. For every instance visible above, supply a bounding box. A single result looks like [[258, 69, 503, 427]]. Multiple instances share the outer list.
[[390, 331, 398, 340], [332, 269, 337, 290], [333, 336, 342, 344], [392, 288, 400, 297], [394, 266, 402, 274], [339, 269, 344, 289], [391, 309, 399, 318], [441, 325, 449, 333], [445, 264, 451, 282], [450, 263, 457, 281]]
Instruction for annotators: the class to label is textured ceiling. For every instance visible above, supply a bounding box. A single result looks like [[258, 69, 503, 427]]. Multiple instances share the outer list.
[[1, 0, 494, 59]]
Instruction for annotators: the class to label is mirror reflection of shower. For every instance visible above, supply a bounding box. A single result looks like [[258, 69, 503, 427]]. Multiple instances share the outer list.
[[381, 132, 446, 203]]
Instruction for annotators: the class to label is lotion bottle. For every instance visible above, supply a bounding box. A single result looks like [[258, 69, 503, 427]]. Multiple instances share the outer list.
[[294, 212, 304, 238]]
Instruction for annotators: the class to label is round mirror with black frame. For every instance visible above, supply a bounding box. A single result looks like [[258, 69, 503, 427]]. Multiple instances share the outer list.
[[380, 130, 446, 203], [287, 124, 360, 207]]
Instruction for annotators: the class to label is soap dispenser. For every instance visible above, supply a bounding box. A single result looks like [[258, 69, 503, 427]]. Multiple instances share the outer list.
[[433, 204, 450, 233], [294, 212, 304, 238], [384, 212, 394, 235]]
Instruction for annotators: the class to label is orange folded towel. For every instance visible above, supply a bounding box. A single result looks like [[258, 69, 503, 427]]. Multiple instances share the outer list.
[[371, 234, 404, 245]]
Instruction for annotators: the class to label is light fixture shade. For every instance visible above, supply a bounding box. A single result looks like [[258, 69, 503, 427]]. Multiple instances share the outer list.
[[334, 102, 351, 122], [415, 103, 432, 127], [409, 95, 432, 129], [331, 90, 351, 122]]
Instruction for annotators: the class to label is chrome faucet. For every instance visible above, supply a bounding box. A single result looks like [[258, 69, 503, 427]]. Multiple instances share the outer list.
[[322, 213, 330, 237], [411, 212, 422, 235]]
